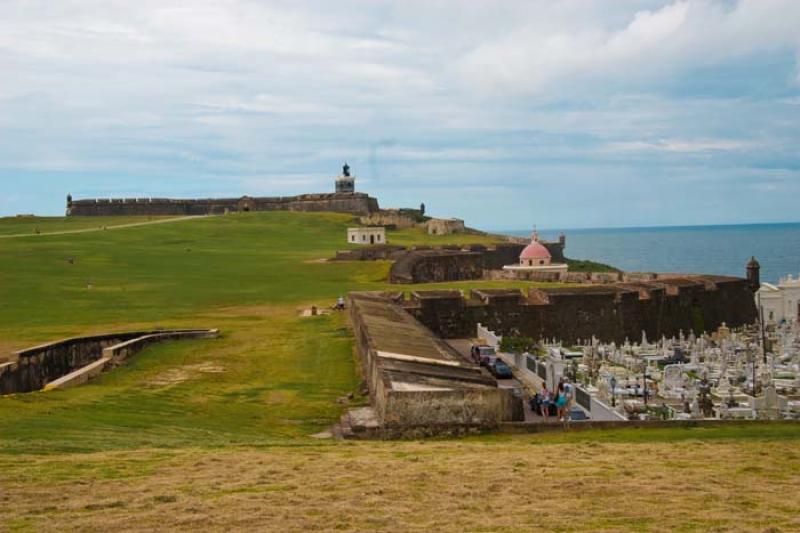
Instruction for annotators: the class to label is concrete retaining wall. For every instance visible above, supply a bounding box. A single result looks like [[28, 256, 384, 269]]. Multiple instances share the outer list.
[[348, 294, 517, 432], [103, 330, 219, 365], [1, 329, 219, 394], [43, 357, 112, 391], [382, 387, 516, 427]]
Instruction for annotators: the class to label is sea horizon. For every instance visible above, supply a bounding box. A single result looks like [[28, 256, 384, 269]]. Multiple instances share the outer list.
[[502, 221, 800, 285], [496, 220, 800, 235]]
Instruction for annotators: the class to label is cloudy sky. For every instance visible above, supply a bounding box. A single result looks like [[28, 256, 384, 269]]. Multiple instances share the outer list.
[[1, 0, 799, 230]]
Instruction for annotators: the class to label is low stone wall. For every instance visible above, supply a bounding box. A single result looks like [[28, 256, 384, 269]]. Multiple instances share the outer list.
[[1, 329, 219, 394], [484, 270, 624, 283], [103, 329, 219, 366], [334, 245, 407, 261], [359, 209, 423, 228], [43, 357, 111, 391]]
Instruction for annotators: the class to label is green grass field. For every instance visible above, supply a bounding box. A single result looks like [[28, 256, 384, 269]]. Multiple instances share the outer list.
[[1, 212, 798, 532], [0, 215, 179, 236]]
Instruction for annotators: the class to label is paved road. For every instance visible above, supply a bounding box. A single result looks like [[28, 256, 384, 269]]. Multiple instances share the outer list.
[[445, 338, 543, 422], [0, 215, 210, 239]]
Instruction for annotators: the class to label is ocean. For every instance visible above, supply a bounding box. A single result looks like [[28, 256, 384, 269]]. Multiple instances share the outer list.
[[506, 223, 800, 285]]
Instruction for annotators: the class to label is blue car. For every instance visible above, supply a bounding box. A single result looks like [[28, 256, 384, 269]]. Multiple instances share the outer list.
[[489, 360, 513, 379]]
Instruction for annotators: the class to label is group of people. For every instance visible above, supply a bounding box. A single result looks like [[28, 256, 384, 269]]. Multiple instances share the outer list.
[[532, 377, 574, 422]]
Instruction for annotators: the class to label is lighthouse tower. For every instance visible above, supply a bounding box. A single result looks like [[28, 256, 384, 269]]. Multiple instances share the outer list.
[[335, 162, 355, 193]]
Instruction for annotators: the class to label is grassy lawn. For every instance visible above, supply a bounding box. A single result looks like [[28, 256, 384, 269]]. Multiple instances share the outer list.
[[1, 429, 798, 531], [1, 211, 797, 531]]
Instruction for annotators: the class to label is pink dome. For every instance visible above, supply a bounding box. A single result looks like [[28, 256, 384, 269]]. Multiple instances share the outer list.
[[520, 241, 551, 260]]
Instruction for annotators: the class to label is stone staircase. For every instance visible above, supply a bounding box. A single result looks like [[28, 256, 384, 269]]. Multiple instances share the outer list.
[[335, 407, 381, 439]]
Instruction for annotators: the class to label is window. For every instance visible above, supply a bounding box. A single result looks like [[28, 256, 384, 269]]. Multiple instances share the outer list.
[[351, 235, 355, 242], [539, 260, 544, 265], [362, 235, 366, 241]]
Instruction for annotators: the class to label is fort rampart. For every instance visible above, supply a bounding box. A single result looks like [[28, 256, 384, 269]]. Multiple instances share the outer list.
[[67, 193, 379, 217], [347, 293, 518, 433], [400, 274, 758, 343], [388, 242, 566, 283], [0, 329, 219, 394]]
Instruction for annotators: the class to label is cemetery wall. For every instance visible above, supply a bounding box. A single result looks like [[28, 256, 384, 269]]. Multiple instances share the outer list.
[[402, 276, 758, 343]]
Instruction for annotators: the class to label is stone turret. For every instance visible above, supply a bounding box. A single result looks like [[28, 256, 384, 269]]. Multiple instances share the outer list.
[[747, 256, 760, 292]]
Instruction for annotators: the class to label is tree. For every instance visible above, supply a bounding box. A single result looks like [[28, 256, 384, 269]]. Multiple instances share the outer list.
[[499, 336, 537, 354]]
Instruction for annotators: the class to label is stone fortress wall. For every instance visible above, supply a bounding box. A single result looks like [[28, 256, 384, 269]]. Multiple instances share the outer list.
[[346, 293, 520, 436], [400, 275, 758, 344], [67, 193, 379, 217], [389, 242, 566, 283]]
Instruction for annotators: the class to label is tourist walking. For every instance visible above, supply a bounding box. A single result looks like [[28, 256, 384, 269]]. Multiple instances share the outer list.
[[538, 384, 551, 420], [555, 381, 567, 421], [562, 380, 574, 423]]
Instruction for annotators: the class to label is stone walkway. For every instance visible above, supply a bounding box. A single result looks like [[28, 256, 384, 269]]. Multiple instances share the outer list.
[[445, 338, 545, 423], [0, 215, 210, 239]]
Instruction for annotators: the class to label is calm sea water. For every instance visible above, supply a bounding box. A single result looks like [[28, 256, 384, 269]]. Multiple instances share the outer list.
[[506, 223, 800, 284]]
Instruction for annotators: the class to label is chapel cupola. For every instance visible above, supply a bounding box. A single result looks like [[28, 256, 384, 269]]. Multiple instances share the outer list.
[[519, 231, 552, 267]]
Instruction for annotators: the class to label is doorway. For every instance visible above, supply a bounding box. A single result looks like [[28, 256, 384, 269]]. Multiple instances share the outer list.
[[370, 235, 375, 244]]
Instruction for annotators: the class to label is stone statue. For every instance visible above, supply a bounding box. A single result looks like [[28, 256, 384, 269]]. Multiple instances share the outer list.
[[342, 162, 350, 177], [697, 374, 714, 417]]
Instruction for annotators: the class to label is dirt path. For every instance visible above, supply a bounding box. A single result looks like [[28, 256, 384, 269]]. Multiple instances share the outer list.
[[0, 215, 211, 239]]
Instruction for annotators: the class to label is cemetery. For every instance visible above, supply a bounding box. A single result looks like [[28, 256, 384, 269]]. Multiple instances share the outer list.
[[483, 320, 800, 423]]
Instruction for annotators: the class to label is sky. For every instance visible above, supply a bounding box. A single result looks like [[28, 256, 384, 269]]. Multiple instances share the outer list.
[[1, 0, 799, 230]]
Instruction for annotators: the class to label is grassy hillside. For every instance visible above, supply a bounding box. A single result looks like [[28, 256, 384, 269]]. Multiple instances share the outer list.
[[1, 212, 797, 532], [0, 215, 175, 236]]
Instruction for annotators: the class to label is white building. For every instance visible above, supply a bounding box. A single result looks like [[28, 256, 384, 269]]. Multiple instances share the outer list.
[[347, 227, 386, 245], [502, 231, 568, 274], [758, 274, 800, 324]]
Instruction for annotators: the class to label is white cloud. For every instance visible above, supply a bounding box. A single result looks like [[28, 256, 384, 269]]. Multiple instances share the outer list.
[[456, 0, 800, 95], [0, 1, 799, 226], [606, 138, 757, 153]]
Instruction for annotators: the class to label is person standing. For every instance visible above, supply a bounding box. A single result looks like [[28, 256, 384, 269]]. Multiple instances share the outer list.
[[555, 381, 567, 421], [562, 380, 574, 423], [539, 384, 551, 420]]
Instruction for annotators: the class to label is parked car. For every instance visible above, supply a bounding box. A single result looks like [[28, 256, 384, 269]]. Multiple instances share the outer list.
[[489, 359, 514, 379], [568, 407, 589, 421], [471, 345, 497, 366]]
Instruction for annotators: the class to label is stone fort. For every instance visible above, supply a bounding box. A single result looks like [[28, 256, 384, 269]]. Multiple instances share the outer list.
[[66, 164, 379, 217]]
